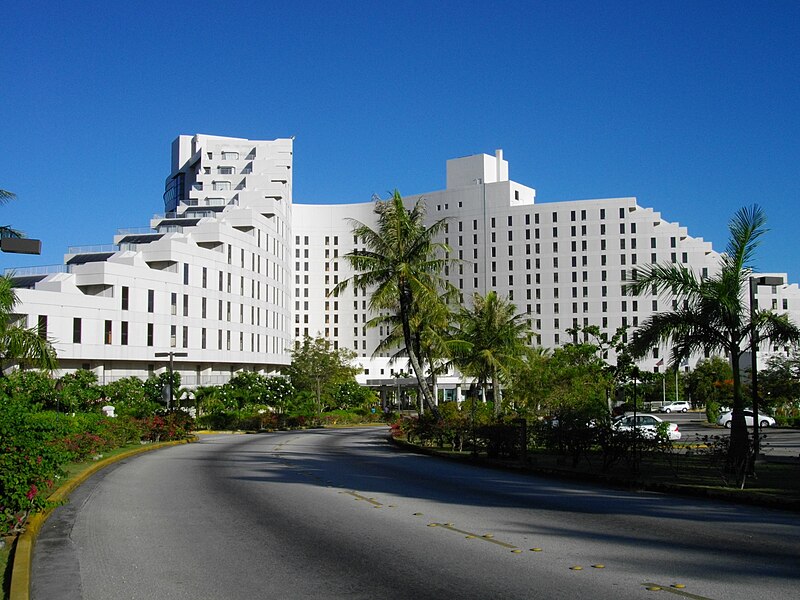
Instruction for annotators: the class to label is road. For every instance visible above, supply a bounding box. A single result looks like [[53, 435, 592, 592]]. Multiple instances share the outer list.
[[657, 412, 800, 456], [32, 428, 800, 600]]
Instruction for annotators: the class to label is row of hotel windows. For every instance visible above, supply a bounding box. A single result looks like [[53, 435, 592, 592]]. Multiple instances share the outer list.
[[438, 206, 633, 224], [63, 317, 269, 351]]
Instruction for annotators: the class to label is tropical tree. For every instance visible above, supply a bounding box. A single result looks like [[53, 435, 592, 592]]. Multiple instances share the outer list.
[[0, 275, 58, 372], [334, 191, 456, 418], [371, 290, 462, 413], [686, 357, 733, 423], [0, 189, 24, 240], [284, 335, 360, 416], [628, 205, 800, 476], [452, 292, 533, 417]]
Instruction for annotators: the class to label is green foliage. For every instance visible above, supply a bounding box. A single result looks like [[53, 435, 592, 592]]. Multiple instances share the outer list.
[[686, 357, 733, 423], [330, 380, 378, 411], [452, 291, 533, 417], [102, 376, 158, 418], [334, 191, 456, 416], [263, 375, 295, 413], [760, 349, 800, 413], [0, 399, 65, 534], [143, 371, 182, 406], [0, 370, 56, 410], [285, 335, 360, 415], [57, 369, 103, 413]]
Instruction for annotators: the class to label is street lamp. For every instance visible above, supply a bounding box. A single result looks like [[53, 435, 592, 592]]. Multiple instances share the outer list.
[[749, 275, 784, 461], [154, 351, 188, 409]]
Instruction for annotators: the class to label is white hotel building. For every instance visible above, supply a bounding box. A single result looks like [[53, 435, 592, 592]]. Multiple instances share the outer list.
[[7, 135, 800, 391]]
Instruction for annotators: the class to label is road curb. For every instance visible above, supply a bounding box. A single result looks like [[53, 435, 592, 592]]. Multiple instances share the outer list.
[[10, 437, 195, 600]]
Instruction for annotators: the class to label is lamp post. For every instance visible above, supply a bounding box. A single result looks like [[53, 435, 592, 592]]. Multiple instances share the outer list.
[[155, 351, 188, 409], [748, 275, 784, 462]]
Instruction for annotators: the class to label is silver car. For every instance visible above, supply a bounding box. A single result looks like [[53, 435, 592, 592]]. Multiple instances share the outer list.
[[613, 413, 681, 441], [717, 410, 775, 428], [659, 401, 690, 413]]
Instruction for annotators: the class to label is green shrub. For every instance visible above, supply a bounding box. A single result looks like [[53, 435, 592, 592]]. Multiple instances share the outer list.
[[0, 399, 65, 535]]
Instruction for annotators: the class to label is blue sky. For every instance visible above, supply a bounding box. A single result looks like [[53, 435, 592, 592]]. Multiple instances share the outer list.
[[2, 1, 799, 282]]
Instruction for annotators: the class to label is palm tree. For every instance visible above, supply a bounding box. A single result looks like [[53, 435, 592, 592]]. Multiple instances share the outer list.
[[371, 291, 464, 413], [628, 205, 799, 475], [0, 275, 58, 372], [0, 189, 24, 239], [334, 191, 456, 418], [452, 291, 533, 417]]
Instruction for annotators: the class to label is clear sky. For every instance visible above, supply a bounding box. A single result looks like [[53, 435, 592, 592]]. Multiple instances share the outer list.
[[2, 1, 798, 282]]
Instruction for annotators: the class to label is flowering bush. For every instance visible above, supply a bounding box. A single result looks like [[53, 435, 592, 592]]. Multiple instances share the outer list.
[[0, 398, 65, 535]]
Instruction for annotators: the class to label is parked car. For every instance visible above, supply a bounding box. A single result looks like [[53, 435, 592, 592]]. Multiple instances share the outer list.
[[659, 401, 690, 413], [716, 410, 776, 428], [612, 413, 681, 440]]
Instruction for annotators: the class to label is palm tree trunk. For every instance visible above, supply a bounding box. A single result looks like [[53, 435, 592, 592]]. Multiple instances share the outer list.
[[728, 346, 749, 482], [492, 371, 501, 418], [399, 285, 440, 419]]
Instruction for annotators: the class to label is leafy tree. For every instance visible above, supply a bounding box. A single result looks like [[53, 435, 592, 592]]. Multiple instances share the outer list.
[[0, 369, 57, 411], [334, 191, 455, 418], [143, 371, 182, 407], [452, 292, 533, 417], [263, 375, 295, 414], [331, 380, 379, 411], [57, 370, 103, 413], [0, 275, 58, 372], [222, 371, 270, 409], [285, 335, 360, 416], [372, 291, 461, 414], [759, 349, 800, 417], [102, 376, 157, 418], [628, 205, 800, 476], [686, 357, 733, 423]]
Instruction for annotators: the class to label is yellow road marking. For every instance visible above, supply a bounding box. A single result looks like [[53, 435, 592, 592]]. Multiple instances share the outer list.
[[642, 583, 715, 600], [431, 523, 518, 549], [343, 491, 383, 507]]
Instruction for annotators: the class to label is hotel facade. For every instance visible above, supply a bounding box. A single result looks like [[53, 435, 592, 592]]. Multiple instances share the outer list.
[[7, 135, 800, 392]]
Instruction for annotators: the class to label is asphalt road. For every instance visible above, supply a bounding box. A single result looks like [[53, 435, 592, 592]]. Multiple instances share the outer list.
[[32, 428, 800, 600], [655, 412, 800, 456]]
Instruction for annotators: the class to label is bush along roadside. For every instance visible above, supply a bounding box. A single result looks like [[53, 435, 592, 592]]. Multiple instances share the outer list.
[[0, 402, 194, 537]]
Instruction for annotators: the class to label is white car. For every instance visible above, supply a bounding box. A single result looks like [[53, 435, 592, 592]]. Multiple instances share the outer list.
[[659, 401, 690, 413], [613, 413, 681, 441], [717, 410, 776, 429]]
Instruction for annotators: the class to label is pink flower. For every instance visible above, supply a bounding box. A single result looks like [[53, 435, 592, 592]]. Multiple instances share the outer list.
[[26, 485, 38, 501]]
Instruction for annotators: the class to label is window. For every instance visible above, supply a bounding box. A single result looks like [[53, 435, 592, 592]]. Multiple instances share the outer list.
[[222, 151, 239, 160], [217, 166, 235, 175], [183, 263, 189, 285], [147, 289, 154, 313], [72, 318, 81, 343], [147, 323, 154, 347], [121, 321, 129, 346], [201, 328, 207, 349], [183, 295, 189, 316], [171, 293, 177, 315], [104, 320, 112, 345], [171, 325, 177, 348], [182, 326, 188, 348], [121, 286, 129, 310], [213, 181, 231, 191], [202, 267, 208, 288]]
